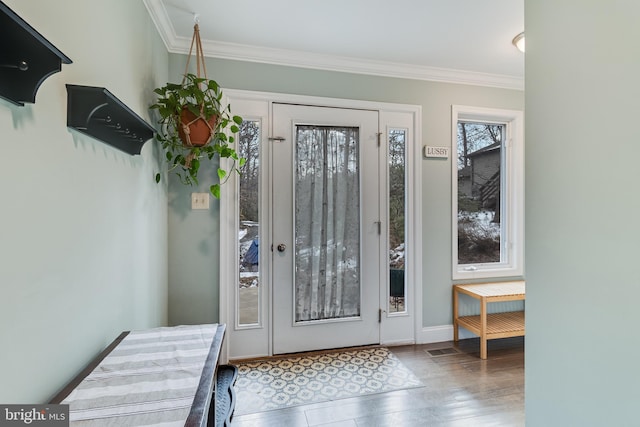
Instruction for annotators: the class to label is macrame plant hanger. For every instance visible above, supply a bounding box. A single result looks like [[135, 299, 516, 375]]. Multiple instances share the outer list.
[[180, 17, 214, 147]]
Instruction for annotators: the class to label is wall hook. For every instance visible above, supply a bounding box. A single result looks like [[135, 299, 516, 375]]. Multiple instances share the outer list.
[[0, 1, 72, 105]]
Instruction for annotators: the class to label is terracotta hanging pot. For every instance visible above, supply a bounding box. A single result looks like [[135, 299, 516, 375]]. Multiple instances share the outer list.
[[178, 106, 218, 147]]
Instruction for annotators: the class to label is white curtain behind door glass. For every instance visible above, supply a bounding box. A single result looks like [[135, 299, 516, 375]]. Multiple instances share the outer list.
[[295, 126, 360, 322]]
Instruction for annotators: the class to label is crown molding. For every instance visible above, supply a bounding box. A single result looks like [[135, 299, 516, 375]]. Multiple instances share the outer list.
[[143, 0, 524, 91], [143, 0, 176, 50]]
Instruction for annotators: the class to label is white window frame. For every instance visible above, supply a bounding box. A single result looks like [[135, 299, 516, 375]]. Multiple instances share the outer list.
[[451, 105, 524, 280]]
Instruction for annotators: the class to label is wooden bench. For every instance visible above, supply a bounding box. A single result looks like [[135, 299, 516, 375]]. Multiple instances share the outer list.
[[50, 324, 237, 426], [453, 281, 525, 359]]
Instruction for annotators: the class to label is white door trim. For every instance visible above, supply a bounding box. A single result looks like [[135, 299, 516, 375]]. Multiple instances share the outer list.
[[220, 89, 422, 360]]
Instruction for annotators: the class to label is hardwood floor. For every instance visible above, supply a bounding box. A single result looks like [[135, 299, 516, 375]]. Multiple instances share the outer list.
[[229, 337, 524, 427]]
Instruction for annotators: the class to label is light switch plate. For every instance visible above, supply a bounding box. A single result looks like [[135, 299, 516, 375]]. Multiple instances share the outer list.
[[191, 193, 210, 210]]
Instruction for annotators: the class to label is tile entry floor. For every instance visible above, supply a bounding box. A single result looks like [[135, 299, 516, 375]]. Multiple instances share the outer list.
[[232, 347, 423, 416], [229, 337, 524, 427]]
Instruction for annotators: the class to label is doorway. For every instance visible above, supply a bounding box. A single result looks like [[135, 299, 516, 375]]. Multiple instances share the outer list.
[[271, 103, 381, 354], [220, 91, 421, 360]]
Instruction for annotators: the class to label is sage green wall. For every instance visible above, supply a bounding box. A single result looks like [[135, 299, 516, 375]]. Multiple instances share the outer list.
[[0, 0, 169, 403], [525, 1, 640, 425], [166, 55, 524, 329]]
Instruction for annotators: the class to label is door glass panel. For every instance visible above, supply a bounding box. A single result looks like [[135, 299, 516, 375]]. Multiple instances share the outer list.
[[238, 119, 261, 326], [294, 125, 361, 322], [388, 129, 406, 313]]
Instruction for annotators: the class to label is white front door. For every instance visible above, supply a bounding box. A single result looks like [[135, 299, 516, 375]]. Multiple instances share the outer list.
[[271, 103, 381, 354]]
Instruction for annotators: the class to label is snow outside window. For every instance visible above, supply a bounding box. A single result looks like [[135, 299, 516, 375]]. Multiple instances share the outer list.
[[451, 106, 524, 280]]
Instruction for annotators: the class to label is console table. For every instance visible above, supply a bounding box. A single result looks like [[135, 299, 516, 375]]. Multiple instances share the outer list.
[[453, 281, 525, 359], [50, 324, 237, 426]]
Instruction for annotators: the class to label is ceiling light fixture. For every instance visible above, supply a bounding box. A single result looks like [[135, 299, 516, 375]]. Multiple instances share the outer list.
[[512, 32, 525, 53]]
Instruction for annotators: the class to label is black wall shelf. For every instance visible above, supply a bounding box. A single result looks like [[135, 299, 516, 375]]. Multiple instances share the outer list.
[[66, 85, 156, 155], [0, 1, 72, 106]]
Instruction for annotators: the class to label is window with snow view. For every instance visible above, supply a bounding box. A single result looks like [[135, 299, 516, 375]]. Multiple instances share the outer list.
[[452, 106, 524, 279], [238, 119, 261, 326], [388, 129, 406, 313]]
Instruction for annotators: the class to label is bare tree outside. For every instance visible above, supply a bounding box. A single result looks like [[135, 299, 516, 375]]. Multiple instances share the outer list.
[[389, 129, 406, 312], [238, 120, 261, 325], [389, 130, 406, 257], [236, 124, 411, 319], [239, 121, 260, 223], [457, 122, 504, 264], [294, 126, 361, 321]]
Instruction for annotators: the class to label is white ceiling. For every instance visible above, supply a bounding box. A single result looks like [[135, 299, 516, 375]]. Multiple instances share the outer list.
[[143, 0, 524, 90]]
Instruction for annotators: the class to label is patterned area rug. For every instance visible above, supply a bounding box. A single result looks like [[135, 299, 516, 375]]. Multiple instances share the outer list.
[[233, 347, 423, 415]]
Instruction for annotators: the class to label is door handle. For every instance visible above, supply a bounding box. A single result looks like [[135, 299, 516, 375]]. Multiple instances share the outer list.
[[277, 243, 286, 252]]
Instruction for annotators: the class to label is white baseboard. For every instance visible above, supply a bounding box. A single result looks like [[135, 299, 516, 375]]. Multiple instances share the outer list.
[[381, 338, 416, 347], [417, 324, 476, 344], [417, 325, 452, 344]]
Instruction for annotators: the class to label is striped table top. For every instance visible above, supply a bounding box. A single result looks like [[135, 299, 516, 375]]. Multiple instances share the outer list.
[[62, 324, 219, 427]]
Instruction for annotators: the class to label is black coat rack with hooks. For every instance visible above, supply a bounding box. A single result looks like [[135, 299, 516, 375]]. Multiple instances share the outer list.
[[66, 85, 155, 155], [0, 1, 72, 106]]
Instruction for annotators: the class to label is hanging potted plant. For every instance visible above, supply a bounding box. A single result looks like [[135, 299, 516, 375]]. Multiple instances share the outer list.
[[151, 22, 244, 198]]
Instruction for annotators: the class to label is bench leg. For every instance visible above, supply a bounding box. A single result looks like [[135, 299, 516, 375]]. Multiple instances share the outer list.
[[453, 287, 459, 342], [480, 338, 487, 360], [480, 298, 487, 359]]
